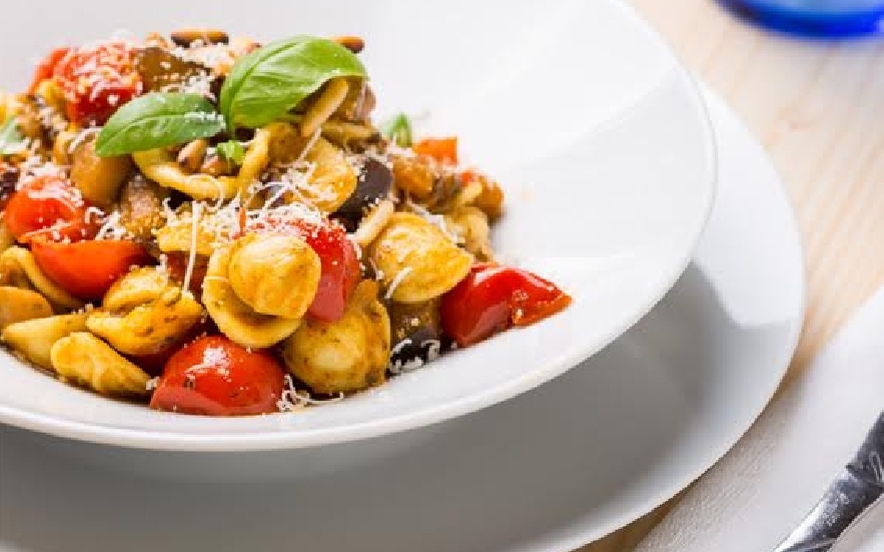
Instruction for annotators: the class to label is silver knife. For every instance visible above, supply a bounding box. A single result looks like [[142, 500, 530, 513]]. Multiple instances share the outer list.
[[774, 412, 884, 552]]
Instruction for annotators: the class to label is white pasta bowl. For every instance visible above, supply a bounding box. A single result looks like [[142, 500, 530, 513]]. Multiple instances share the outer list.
[[0, 0, 715, 451]]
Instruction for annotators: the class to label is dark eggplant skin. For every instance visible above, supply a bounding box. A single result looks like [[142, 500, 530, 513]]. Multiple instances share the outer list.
[[134, 46, 211, 92], [336, 157, 393, 218], [387, 299, 444, 366]]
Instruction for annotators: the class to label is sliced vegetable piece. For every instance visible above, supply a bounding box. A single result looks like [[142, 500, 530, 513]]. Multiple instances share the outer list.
[[30, 239, 152, 300], [4, 175, 98, 243], [440, 264, 571, 347], [413, 137, 458, 164], [53, 42, 143, 125], [150, 335, 285, 416]]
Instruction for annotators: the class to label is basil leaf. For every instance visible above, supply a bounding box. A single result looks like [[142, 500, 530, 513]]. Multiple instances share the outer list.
[[380, 113, 413, 147], [0, 117, 26, 155], [216, 140, 245, 165], [95, 92, 225, 157], [220, 35, 366, 131]]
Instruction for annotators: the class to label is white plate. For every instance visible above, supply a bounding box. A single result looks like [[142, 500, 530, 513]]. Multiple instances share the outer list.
[[0, 0, 716, 451], [0, 87, 803, 551]]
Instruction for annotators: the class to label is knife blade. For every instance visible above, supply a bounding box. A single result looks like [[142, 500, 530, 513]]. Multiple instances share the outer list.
[[774, 412, 884, 552]]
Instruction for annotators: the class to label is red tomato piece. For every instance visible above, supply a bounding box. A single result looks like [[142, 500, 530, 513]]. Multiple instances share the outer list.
[[53, 42, 142, 125], [149, 336, 286, 416], [30, 239, 152, 300], [28, 47, 71, 94], [249, 217, 360, 322], [441, 263, 571, 347], [4, 175, 98, 243], [413, 137, 458, 164]]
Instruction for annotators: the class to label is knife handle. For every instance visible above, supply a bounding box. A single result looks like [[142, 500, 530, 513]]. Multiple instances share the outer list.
[[774, 412, 884, 552]]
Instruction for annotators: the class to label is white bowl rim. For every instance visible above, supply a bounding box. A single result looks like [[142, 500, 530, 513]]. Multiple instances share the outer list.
[[0, 0, 718, 451]]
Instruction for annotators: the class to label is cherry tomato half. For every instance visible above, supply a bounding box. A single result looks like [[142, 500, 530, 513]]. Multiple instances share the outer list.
[[413, 137, 458, 165], [53, 42, 142, 125], [149, 336, 286, 416], [441, 263, 571, 347], [249, 217, 360, 323], [4, 175, 98, 243], [30, 239, 151, 300], [28, 47, 71, 94]]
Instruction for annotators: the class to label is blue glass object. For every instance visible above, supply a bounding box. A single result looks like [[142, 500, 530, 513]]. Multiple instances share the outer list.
[[718, 0, 884, 38]]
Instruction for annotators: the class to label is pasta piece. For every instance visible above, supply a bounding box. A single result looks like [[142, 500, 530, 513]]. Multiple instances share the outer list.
[[51, 332, 150, 396], [227, 233, 321, 319], [353, 199, 395, 248], [203, 243, 301, 349], [282, 280, 390, 394], [155, 216, 219, 256], [1, 312, 89, 370], [101, 266, 169, 311], [300, 78, 349, 137], [0, 220, 15, 255], [369, 213, 473, 303], [300, 138, 357, 213], [0, 286, 53, 329], [392, 156, 435, 200], [0, 247, 84, 310], [444, 205, 494, 261], [87, 286, 204, 357], [132, 126, 272, 200]]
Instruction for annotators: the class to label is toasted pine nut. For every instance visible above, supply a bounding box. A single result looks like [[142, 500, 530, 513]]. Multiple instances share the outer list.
[[171, 28, 229, 47], [334, 35, 365, 54]]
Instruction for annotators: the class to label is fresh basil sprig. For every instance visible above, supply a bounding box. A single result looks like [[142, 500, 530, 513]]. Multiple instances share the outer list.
[[216, 140, 245, 165], [95, 93, 225, 157], [380, 113, 413, 147], [0, 117, 26, 155], [219, 35, 366, 132]]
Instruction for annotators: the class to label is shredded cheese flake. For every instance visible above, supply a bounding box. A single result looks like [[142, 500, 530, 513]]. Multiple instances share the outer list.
[[181, 201, 201, 293], [384, 266, 413, 300]]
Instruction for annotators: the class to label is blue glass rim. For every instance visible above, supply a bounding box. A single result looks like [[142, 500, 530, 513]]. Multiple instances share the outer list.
[[718, 0, 884, 38]]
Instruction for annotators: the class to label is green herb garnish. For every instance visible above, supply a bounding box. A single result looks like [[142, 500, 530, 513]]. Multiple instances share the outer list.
[[380, 113, 413, 147], [220, 35, 366, 132], [95, 93, 225, 157], [0, 117, 26, 155], [216, 140, 246, 165]]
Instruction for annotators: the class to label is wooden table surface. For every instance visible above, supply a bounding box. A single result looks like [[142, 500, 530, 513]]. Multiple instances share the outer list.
[[582, 1, 884, 550]]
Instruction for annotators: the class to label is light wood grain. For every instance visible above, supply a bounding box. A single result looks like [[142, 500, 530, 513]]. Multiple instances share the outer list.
[[580, 1, 884, 550]]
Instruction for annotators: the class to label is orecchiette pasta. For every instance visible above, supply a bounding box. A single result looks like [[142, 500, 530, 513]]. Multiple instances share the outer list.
[[87, 269, 204, 356], [227, 233, 321, 319], [282, 280, 390, 394], [132, 126, 272, 200], [299, 138, 357, 213], [0, 247, 84, 310], [203, 242, 303, 349], [369, 213, 473, 303], [444, 205, 494, 261], [0, 286, 53, 329], [51, 332, 151, 396], [1, 312, 89, 370], [353, 198, 395, 248]]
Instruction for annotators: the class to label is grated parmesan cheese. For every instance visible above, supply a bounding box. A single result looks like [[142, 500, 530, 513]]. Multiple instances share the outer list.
[[384, 266, 412, 300]]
